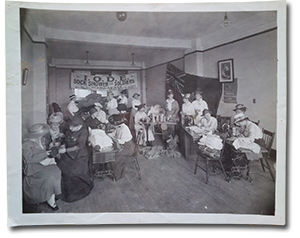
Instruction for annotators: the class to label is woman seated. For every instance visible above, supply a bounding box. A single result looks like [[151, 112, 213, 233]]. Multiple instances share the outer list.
[[22, 123, 61, 210], [85, 107, 106, 130], [134, 104, 155, 146], [232, 115, 263, 154], [56, 116, 94, 203], [232, 104, 247, 136], [107, 114, 135, 181], [106, 91, 119, 116], [180, 93, 196, 125], [47, 112, 67, 148], [196, 109, 218, 134]]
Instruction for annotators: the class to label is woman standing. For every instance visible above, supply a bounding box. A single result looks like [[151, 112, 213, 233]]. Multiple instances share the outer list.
[[192, 91, 208, 119], [164, 89, 179, 121], [22, 123, 61, 210], [180, 93, 195, 125], [108, 114, 135, 181], [129, 92, 141, 130], [106, 91, 119, 116], [134, 104, 155, 146], [56, 116, 94, 203]]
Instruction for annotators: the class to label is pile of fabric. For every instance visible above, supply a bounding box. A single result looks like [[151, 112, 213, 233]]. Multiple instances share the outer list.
[[88, 128, 113, 152], [140, 145, 164, 160], [140, 135, 183, 160]]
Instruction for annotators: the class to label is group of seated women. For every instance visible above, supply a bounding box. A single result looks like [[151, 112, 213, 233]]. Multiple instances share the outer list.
[[22, 91, 140, 211]]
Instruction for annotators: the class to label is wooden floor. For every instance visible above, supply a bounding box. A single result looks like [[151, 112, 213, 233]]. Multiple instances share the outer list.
[[32, 141, 276, 215]]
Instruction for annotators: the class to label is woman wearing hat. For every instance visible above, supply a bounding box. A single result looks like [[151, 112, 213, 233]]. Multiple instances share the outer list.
[[164, 89, 179, 121], [67, 94, 79, 117], [197, 109, 218, 134], [129, 92, 141, 130], [233, 115, 262, 142], [85, 107, 106, 130], [134, 104, 155, 146], [56, 116, 94, 202], [22, 123, 62, 210], [47, 112, 68, 148], [232, 104, 247, 136], [106, 91, 119, 116], [232, 115, 263, 155], [192, 91, 208, 117], [117, 89, 128, 111], [107, 114, 135, 181]]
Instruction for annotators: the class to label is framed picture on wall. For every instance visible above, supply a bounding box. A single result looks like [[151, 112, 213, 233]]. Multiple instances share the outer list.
[[218, 58, 234, 83]]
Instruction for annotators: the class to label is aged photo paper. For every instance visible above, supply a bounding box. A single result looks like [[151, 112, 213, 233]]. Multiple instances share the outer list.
[[6, 0, 286, 226]]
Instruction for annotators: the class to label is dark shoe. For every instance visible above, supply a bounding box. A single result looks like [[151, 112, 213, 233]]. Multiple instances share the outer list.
[[47, 202, 59, 211]]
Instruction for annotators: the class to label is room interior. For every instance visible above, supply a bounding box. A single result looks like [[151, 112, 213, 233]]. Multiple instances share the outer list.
[[20, 6, 277, 214]]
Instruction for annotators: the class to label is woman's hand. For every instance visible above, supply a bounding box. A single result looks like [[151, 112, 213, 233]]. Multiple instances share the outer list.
[[58, 147, 67, 154]]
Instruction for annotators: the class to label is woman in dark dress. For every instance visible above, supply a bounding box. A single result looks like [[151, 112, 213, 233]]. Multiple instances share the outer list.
[[56, 116, 94, 203]]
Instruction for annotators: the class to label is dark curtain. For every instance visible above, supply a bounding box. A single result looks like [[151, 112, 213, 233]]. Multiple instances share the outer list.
[[183, 74, 222, 117], [166, 63, 222, 117]]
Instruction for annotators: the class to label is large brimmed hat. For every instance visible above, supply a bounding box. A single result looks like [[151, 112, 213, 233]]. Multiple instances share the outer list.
[[120, 89, 127, 95], [233, 104, 247, 112], [69, 94, 76, 100], [108, 114, 128, 126], [132, 92, 140, 98], [137, 103, 146, 111], [48, 112, 63, 124], [234, 114, 249, 124], [27, 123, 50, 138], [89, 107, 97, 115], [202, 109, 212, 116]]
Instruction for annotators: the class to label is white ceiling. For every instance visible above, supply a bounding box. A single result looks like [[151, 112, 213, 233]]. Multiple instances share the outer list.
[[21, 8, 277, 68]]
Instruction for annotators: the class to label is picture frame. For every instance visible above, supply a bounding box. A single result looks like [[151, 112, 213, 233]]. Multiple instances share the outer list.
[[218, 58, 234, 83]]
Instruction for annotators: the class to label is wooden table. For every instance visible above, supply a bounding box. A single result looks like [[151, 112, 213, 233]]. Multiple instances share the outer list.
[[178, 124, 203, 160], [92, 145, 120, 181]]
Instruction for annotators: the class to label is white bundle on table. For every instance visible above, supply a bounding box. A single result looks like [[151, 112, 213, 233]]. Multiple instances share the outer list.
[[88, 128, 113, 152], [198, 134, 223, 150]]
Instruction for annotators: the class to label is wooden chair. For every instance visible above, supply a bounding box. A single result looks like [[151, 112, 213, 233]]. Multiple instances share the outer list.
[[126, 129, 142, 180], [194, 133, 229, 184], [259, 128, 276, 182]]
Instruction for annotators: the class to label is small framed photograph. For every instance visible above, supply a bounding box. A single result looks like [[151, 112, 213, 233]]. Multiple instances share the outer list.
[[218, 58, 234, 83]]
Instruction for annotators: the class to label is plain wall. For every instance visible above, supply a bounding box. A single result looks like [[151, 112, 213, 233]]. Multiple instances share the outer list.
[[21, 29, 47, 137]]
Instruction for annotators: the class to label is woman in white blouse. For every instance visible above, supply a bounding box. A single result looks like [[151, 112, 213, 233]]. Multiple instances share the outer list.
[[108, 114, 135, 181], [192, 91, 208, 118], [106, 91, 119, 116], [129, 92, 141, 130]]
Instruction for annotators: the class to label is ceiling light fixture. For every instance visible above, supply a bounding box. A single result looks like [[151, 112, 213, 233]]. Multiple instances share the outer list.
[[220, 12, 232, 27], [131, 53, 135, 66], [116, 12, 127, 22], [85, 51, 91, 65]]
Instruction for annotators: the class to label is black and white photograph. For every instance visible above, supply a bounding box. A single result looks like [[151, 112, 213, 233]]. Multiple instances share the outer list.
[[6, 0, 287, 226]]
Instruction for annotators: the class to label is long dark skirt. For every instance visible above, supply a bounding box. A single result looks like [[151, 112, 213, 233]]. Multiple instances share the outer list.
[[56, 152, 94, 203], [110, 140, 135, 181]]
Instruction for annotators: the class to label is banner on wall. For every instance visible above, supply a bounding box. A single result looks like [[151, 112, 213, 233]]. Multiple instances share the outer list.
[[70, 72, 138, 91], [223, 78, 238, 103]]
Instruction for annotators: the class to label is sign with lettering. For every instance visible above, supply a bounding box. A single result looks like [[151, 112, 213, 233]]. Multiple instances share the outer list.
[[70, 72, 138, 90]]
